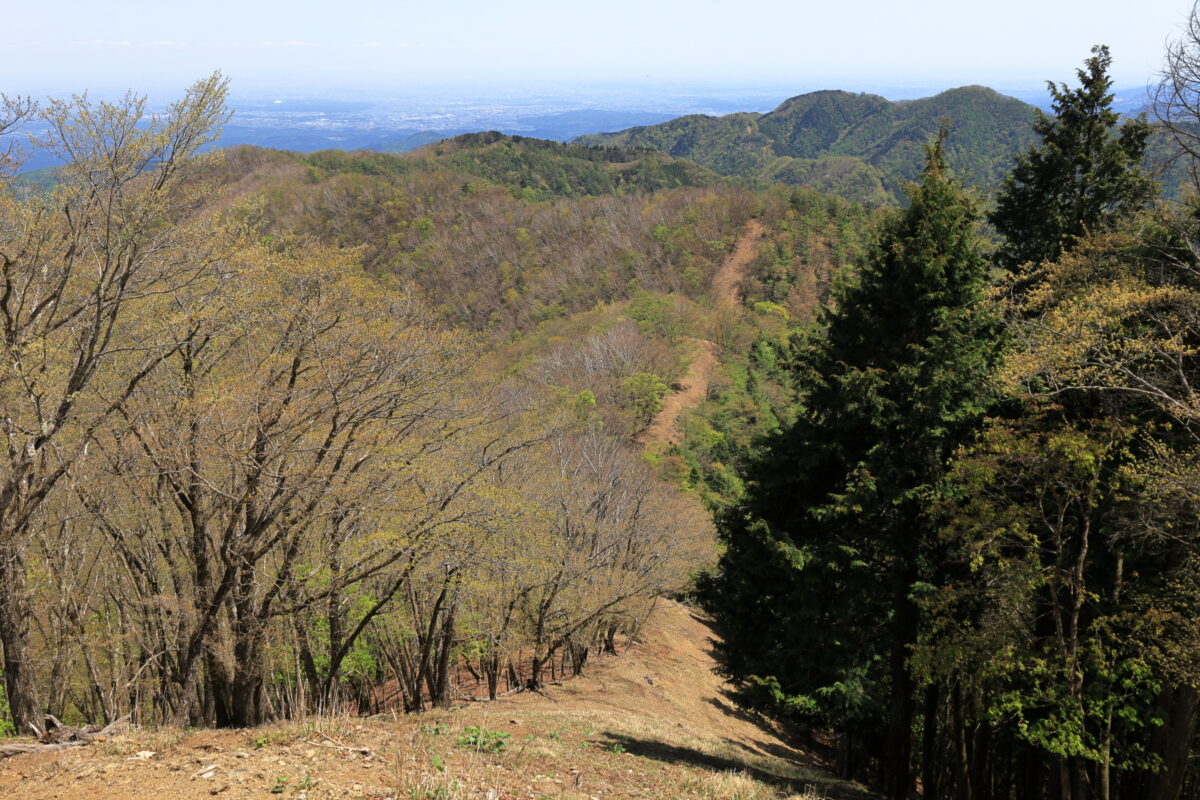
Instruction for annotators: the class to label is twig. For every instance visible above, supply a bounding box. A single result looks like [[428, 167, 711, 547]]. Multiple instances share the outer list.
[[298, 730, 373, 757]]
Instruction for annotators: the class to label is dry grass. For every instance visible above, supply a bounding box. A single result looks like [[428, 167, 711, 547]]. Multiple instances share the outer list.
[[679, 771, 834, 800], [0, 602, 874, 800]]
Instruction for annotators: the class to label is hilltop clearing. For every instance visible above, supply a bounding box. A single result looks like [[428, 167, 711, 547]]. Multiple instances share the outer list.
[[0, 601, 872, 800]]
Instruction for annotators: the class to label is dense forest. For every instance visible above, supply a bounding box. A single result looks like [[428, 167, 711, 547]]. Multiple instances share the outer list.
[[7, 9, 1200, 800], [0, 79, 749, 732], [0, 66, 871, 736], [575, 86, 1042, 204], [701, 42, 1200, 800]]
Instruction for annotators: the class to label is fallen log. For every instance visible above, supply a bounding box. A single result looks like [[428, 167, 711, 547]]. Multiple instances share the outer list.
[[0, 715, 130, 759]]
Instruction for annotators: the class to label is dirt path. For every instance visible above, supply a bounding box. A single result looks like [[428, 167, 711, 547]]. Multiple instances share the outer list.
[[637, 219, 764, 446], [635, 338, 718, 446], [500, 599, 814, 763], [712, 218, 764, 308], [0, 601, 871, 800]]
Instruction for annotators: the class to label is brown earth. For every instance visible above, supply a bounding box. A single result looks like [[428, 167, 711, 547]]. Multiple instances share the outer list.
[[711, 219, 764, 309], [636, 219, 764, 447], [636, 338, 719, 446], [0, 600, 872, 800]]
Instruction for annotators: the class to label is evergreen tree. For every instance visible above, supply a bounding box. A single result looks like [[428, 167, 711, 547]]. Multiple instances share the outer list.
[[990, 45, 1154, 272], [703, 133, 1001, 799]]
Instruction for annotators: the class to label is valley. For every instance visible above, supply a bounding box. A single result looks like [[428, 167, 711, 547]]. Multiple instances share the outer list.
[[4, 22, 1200, 798]]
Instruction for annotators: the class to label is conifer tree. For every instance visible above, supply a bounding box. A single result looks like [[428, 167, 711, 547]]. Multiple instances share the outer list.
[[703, 132, 1000, 799], [990, 45, 1153, 272]]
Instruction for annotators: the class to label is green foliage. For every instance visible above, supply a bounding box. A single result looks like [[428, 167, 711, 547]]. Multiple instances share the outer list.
[[5, 166, 60, 198], [621, 372, 669, 426], [703, 134, 1001, 745], [305, 148, 415, 177], [220, 144, 753, 336], [921, 410, 1166, 775], [577, 87, 1040, 204], [0, 672, 12, 737], [990, 45, 1155, 272], [740, 186, 877, 317], [456, 726, 510, 753], [417, 132, 725, 198], [626, 291, 683, 341]]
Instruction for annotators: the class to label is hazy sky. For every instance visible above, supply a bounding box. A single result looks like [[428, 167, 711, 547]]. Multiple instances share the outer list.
[[3, 0, 1194, 96]]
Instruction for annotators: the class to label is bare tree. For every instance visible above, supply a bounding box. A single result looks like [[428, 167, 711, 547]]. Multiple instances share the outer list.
[[0, 95, 36, 176], [1157, 5, 1200, 191], [0, 73, 228, 732]]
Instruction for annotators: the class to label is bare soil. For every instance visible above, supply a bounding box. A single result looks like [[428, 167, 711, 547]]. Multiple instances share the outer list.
[[0, 601, 872, 800], [711, 219, 764, 308], [636, 219, 764, 446], [636, 338, 719, 446]]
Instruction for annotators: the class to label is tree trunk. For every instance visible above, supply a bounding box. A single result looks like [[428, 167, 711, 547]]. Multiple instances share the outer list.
[[0, 541, 38, 734], [206, 649, 234, 728], [430, 593, 457, 709], [950, 684, 971, 800], [484, 654, 499, 701], [970, 723, 991, 800], [228, 562, 266, 728], [1147, 684, 1199, 800], [884, 580, 917, 800], [229, 633, 265, 727], [529, 655, 543, 690], [921, 683, 940, 800], [294, 620, 323, 713]]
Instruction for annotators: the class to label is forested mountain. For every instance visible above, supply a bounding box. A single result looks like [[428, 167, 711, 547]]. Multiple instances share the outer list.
[[208, 136, 740, 335], [697, 45, 1200, 800], [13, 26, 1200, 800], [575, 87, 1043, 203], [0, 84, 874, 747]]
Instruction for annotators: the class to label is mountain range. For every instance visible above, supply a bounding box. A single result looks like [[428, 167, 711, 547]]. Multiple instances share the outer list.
[[17, 84, 1175, 206], [573, 86, 1043, 204]]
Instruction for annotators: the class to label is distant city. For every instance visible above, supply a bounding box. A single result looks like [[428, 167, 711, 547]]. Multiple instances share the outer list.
[[221, 79, 1155, 145]]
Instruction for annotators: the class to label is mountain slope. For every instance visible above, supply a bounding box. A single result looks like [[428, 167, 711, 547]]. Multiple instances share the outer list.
[[575, 86, 1040, 203], [0, 601, 873, 800]]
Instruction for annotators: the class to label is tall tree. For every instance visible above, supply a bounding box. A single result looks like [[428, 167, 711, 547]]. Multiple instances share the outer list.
[[990, 45, 1154, 273], [703, 133, 1000, 799], [0, 75, 228, 733]]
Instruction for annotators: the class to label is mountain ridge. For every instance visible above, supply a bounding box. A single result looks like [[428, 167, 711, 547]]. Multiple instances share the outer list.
[[574, 85, 1041, 203]]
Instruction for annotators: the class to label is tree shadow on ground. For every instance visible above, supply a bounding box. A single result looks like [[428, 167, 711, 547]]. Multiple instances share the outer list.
[[706, 683, 834, 766], [600, 732, 878, 799]]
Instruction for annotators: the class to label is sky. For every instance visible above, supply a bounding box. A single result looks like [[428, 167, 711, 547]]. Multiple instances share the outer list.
[[2, 0, 1194, 98]]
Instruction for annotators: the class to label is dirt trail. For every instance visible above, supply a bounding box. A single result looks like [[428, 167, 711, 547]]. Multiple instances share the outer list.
[[0, 601, 871, 800], [500, 598, 810, 760], [637, 219, 764, 446], [712, 218, 765, 308], [635, 339, 719, 446]]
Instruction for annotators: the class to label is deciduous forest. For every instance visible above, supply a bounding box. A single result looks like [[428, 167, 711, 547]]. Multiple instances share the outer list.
[[7, 8, 1200, 800]]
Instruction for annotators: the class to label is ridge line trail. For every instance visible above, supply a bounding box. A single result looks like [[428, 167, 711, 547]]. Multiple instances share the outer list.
[[0, 600, 874, 800], [636, 218, 765, 446]]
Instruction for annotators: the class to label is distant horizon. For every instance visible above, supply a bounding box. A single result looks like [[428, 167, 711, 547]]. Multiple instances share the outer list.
[[9, 77, 1159, 175], [4, 0, 1188, 102], [5, 75, 1158, 115]]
